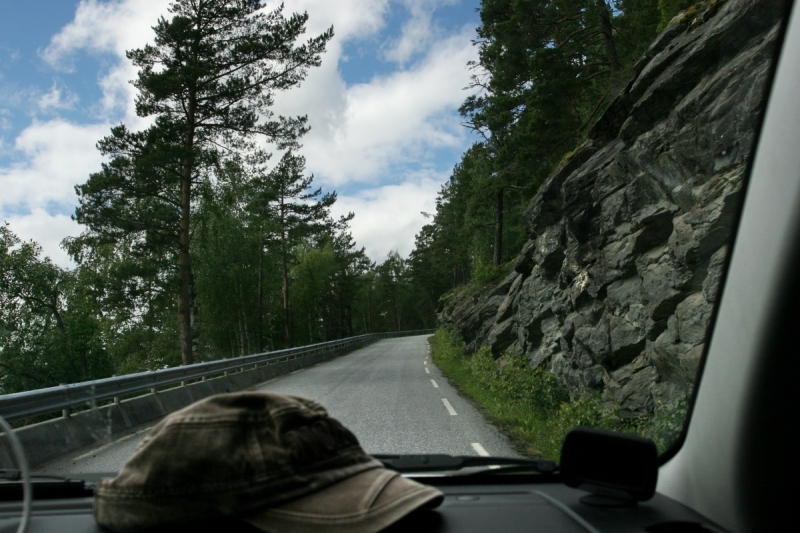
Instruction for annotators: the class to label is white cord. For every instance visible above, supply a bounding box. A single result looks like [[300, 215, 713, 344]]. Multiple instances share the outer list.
[[0, 414, 31, 533]]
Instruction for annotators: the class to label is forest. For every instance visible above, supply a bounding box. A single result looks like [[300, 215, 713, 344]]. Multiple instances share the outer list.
[[0, 0, 692, 394]]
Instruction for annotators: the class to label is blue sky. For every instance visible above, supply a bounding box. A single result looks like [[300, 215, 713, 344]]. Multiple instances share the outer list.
[[0, 0, 482, 266]]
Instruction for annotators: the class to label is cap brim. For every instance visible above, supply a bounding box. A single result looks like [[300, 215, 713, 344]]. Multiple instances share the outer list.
[[243, 467, 444, 533]]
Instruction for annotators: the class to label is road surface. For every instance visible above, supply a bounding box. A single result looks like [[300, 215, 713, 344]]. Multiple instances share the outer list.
[[37, 335, 517, 474]]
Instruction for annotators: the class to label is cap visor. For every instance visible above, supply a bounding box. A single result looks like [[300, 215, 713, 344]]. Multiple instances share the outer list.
[[244, 467, 443, 533]]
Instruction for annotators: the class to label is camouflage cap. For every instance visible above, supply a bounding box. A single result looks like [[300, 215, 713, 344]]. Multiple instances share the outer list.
[[94, 391, 443, 532]]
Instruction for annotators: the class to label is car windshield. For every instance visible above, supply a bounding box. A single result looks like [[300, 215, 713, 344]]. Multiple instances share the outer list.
[[0, 0, 789, 477]]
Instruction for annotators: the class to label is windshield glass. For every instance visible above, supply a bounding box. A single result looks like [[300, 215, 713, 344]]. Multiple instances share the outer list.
[[0, 0, 789, 477]]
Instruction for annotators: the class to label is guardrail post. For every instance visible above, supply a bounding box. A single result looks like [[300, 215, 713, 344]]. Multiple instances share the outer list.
[[114, 396, 120, 404], [59, 384, 71, 418], [150, 387, 157, 394]]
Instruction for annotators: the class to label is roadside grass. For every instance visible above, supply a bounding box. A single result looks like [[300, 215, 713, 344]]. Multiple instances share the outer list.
[[428, 329, 687, 460]]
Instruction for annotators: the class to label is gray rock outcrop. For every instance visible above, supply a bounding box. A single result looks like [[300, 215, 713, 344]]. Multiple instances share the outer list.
[[437, 0, 786, 414]]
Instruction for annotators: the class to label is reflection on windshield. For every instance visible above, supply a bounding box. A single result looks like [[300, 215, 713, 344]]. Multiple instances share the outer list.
[[0, 0, 789, 475]]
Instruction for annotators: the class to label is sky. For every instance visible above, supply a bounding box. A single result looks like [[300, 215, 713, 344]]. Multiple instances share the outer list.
[[0, 0, 482, 267]]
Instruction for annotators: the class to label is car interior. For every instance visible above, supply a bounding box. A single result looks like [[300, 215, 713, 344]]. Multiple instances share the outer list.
[[1, 1, 799, 532]]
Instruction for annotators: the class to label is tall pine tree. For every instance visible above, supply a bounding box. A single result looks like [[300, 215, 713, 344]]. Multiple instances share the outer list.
[[75, 0, 333, 364], [255, 151, 335, 348]]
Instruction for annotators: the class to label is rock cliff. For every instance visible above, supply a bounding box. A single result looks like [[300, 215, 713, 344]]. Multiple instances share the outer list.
[[437, 0, 786, 414]]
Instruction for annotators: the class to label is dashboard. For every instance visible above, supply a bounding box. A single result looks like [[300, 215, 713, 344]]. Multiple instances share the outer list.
[[0, 478, 725, 533]]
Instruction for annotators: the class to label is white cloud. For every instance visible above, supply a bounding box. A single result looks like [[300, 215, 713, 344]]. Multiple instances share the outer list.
[[38, 84, 79, 112], [2, 0, 478, 264], [0, 118, 108, 266], [0, 119, 108, 211], [41, 0, 169, 120], [383, 12, 434, 65], [41, 0, 168, 69], [281, 0, 390, 41], [0, 109, 10, 131], [0, 1, 168, 264], [276, 25, 477, 187], [3, 209, 82, 268], [332, 172, 444, 261], [382, 0, 459, 65]]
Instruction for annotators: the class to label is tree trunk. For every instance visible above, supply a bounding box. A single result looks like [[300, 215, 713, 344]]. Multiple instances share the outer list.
[[280, 200, 292, 347], [346, 305, 354, 337], [239, 282, 251, 355], [190, 271, 199, 361], [597, 1, 621, 71], [393, 290, 401, 332], [281, 250, 292, 347], [338, 288, 345, 339], [177, 98, 196, 366], [268, 315, 275, 351], [493, 186, 504, 267], [257, 241, 264, 352], [367, 284, 373, 333], [237, 306, 245, 356]]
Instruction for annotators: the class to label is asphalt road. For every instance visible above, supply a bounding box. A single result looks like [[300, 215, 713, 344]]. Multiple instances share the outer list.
[[37, 335, 517, 475]]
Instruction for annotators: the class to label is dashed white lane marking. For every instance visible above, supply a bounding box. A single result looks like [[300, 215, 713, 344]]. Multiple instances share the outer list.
[[431, 379, 439, 388], [425, 367, 430, 374], [442, 398, 457, 416], [424, 361, 427, 365], [471, 442, 490, 456]]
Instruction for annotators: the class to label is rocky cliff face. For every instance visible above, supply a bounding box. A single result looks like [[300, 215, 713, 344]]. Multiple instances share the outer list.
[[438, 0, 786, 414]]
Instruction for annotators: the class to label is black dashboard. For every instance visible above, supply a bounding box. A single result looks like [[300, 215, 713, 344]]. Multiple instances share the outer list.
[[0, 478, 726, 533]]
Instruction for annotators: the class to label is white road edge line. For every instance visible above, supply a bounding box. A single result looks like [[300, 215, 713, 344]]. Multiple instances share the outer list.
[[425, 367, 430, 374], [72, 426, 154, 462], [471, 443, 490, 456], [471, 443, 500, 468], [431, 379, 439, 388], [442, 398, 457, 416]]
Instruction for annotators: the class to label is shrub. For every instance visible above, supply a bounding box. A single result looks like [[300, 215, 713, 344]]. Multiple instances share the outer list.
[[635, 395, 689, 452], [429, 328, 683, 459]]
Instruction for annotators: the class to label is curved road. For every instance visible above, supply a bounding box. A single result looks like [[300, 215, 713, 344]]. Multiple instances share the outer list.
[[37, 335, 517, 474]]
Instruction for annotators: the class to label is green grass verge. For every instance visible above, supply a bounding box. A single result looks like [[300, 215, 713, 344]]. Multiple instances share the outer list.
[[428, 329, 687, 460]]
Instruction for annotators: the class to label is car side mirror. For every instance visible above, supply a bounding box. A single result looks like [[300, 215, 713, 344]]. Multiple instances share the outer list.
[[559, 426, 658, 507]]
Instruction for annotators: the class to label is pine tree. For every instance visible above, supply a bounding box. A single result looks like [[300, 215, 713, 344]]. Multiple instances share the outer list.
[[75, 0, 333, 364], [256, 152, 335, 348]]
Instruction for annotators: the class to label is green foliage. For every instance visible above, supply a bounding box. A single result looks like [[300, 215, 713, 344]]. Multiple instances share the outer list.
[[469, 347, 569, 412], [407, 1, 665, 314], [614, 1, 662, 63], [657, 0, 697, 30], [1, 226, 112, 393], [470, 257, 500, 287], [74, 0, 333, 364], [461, 0, 636, 179], [430, 329, 686, 459], [635, 395, 690, 451]]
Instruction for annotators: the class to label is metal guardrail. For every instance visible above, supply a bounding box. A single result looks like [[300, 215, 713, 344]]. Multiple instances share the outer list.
[[0, 329, 434, 423]]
